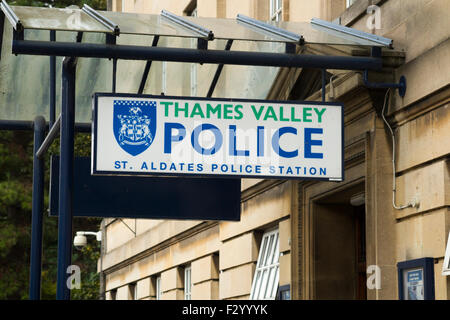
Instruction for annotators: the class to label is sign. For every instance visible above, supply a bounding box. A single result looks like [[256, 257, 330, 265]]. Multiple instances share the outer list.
[[92, 93, 343, 180], [397, 258, 435, 300], [404, 269, 424, 300], [50, 156, 240, 221]]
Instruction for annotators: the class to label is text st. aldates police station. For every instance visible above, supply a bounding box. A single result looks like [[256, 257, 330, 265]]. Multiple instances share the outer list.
[[93, 95, 343, 180]]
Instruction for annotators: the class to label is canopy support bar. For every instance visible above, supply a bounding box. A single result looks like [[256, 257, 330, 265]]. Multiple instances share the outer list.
[[0, 11, 4, 58], [321, 69, 327, 102], [138, 35, 160, 94], [12, 40, 383, 71], [207, 39, 233, 98], [36, 114, 61, 159], [0, 120, 90, 132]]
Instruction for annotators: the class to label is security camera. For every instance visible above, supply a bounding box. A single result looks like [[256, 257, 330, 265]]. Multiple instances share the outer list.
[[73, 233, 87, 250], [73, 231, 102, 250]]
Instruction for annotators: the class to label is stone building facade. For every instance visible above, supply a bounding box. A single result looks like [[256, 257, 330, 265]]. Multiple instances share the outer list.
[[100, 0, 450, 300]]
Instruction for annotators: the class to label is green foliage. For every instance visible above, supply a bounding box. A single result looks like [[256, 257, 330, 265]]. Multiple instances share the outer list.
[[0, 0, 105, 300], [71, 241, 100, 300], [0, 130, 101, 300], [0, 131, 33, 300]]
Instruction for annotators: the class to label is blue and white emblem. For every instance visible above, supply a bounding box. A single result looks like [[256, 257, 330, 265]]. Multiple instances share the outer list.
[[113, 100, 157, 156]]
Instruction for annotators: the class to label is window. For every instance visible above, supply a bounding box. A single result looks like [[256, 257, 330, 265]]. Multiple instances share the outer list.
[[250, 229, 280, 300], [276, 284, 291, 300], [110, 289, 117, 300], [184, 266, 192, 300], [443, 232, 450, 276], [156, 276, 162, 300], [270, 0, 283, 22], [129, 283, 137, 300]]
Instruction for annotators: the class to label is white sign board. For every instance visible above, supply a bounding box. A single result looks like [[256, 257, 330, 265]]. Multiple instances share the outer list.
[[92, 94, 343, 180]]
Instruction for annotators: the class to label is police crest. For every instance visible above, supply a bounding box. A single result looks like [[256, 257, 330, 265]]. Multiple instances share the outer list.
[[113, 100, 157, 156]]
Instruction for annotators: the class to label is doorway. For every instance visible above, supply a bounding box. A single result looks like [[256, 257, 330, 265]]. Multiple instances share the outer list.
[[313, 185, 367, 299]]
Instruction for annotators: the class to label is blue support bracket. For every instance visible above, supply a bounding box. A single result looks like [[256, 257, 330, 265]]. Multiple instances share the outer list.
[[363, 70, 406, 97], [0, 10, 4, 59]]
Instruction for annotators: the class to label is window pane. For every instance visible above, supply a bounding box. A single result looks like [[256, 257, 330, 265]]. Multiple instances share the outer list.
[[258, 236, 268, 268], [272, 233, 280, 264], [251, 270, 261, 299], [271, 266, 280, 298], [264, 234, 275, 266], [259, 269, 269, 299], [263, 268, 274, 299], [265, 268, 275, 299]]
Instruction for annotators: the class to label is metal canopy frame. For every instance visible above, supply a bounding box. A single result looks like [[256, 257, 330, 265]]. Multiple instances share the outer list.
[[0, 2, 407, 301], [82, 4, 120, 36], [161, 9, 214, 40], [237, 13, 304, 44], [311, 18, 393, 48]]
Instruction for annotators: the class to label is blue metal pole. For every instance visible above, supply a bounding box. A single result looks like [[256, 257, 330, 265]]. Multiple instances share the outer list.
[[56, 57, 76, 300], [29, 116, 46, 300], [12, 39, 383, 71], [50, 30, 56, 127]]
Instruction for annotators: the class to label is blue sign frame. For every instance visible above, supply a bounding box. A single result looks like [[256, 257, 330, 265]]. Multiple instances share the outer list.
[[397, 257, 435, 300]]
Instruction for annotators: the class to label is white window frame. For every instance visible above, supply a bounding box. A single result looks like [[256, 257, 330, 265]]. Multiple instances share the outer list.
[[156, 276, 162, 300], [270, 0, 283, 22], [443, 232, 450, 276], [250, 229, 280, 300], [184, 265, 192, 300]]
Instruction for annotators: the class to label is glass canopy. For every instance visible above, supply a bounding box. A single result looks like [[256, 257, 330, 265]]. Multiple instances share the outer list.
[[9, 5, 391, 47], [0, 5, 395, 123]]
